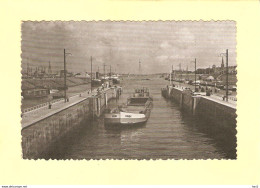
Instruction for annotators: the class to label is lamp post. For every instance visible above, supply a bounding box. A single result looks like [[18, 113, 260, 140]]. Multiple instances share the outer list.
[[226, 49, 229, 102], [90, 56, 92, 93], [110, 65, 112, 80], [63, 49, 72, 103], [103, 63, 109, 78], [191, 58, 197, 92], [220, 49, 229, 101], [169, 70, 172, 86], [179, 63, 182, 88]]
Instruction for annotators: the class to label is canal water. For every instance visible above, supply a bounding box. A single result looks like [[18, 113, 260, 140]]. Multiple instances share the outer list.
[[42, 75, 236, 160]]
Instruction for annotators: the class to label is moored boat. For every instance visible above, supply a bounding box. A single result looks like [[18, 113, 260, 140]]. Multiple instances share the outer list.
[[112, 77, 120, 84], [91, 79, 102, 86], [52, 92, 65, 99], [50, 89, 59, 94], [22, 88, 50, 99], [104, 88, 153, 127]]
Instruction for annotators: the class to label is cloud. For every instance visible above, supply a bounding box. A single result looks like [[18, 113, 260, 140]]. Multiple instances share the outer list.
[[156, 55, 169, 62], [21, 21, 236, 74], [160, 41, 172, 49]]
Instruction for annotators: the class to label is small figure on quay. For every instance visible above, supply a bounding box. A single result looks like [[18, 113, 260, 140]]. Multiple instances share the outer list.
[[48, 101, 52, 109]]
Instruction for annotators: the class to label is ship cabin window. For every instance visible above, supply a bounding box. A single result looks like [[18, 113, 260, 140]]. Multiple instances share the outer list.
[[111, 108, 119, 113], [129, 98, 148, 104], [104, 108, 111, 113]]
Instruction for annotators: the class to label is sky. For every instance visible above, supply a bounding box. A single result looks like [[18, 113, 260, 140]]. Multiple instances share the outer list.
[[21, 21, 236, 74]]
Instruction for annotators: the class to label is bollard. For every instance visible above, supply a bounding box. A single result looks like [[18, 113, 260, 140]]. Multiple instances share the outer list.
[[192, 97, 197, 115], [48, 102, 52, 109], [104, 92, 108, 106], [180, 92, 183, 108]]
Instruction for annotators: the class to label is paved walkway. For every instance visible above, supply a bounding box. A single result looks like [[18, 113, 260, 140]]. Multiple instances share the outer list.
[[21, 88, 108, 129], [171, 85, 237, 109], [203, 95, 236, 109]]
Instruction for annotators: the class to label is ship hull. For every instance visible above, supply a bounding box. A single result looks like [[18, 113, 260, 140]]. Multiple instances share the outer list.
[[104, 88, 153, 128], [112, 78, 120, 84], [91, 79, 102, 86], [104, 103, 152, 127]]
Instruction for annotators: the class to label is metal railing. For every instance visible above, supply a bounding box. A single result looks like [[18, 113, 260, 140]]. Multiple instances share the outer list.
[[214, 93, 237, 101], [22, 97, 65, 114], [164, 83, 237, 102], [228, 96, 237, 101], [22, 88, 104, 114]]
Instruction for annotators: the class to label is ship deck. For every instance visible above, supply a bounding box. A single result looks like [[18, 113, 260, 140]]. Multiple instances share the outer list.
[[120, 105, 146, 113]]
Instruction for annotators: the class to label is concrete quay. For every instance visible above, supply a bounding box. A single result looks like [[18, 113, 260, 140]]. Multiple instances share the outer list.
[[21, 86, 122, 159], [161, 85, 237, 133], [162, 85, 236, 111]]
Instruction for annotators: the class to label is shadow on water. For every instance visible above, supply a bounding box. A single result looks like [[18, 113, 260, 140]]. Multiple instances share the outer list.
[[104, 121, 147, 132], [39, 76, 236, 160], [178, 105, 237, 159], [41, 116, 148, 160], [41, 119, 99, 160]]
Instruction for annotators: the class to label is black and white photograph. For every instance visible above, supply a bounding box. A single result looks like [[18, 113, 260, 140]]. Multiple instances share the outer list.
[[21, 21, 237, 160]]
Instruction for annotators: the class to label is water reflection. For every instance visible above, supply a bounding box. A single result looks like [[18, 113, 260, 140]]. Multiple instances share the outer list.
[[40, 76, 236, 160], [180, 111, 236, 159]]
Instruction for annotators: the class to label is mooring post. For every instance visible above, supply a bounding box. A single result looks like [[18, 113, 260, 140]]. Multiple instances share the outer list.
[[98, 97, 101, 117], [192, 97, 197, 115], [88, 97, 95, 120], [92, 97, 95, 120], [116, 88, 120, 99], [104, 92, 107, 106], [168, 86, 171, 98], [180, 92, 183, 108]]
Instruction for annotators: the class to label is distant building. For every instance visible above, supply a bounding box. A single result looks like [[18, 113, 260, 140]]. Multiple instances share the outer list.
[[60, 70, 66, 78], [228, 66, 237, 74], [221, 57, 225, 69], [74, 72, 91, 78], [193, 57, 237, 77], [95, 72, 100, 79], [21, 80, 50, 99], [212, 64, 216, 73], [205, 75, 214, 81], [48, 61, 52, 75]]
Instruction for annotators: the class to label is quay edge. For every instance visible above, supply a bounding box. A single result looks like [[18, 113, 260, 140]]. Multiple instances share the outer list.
[[162, 85, 237, 159], [21, 87, 122, 159], [162, 86, 237, 158]]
